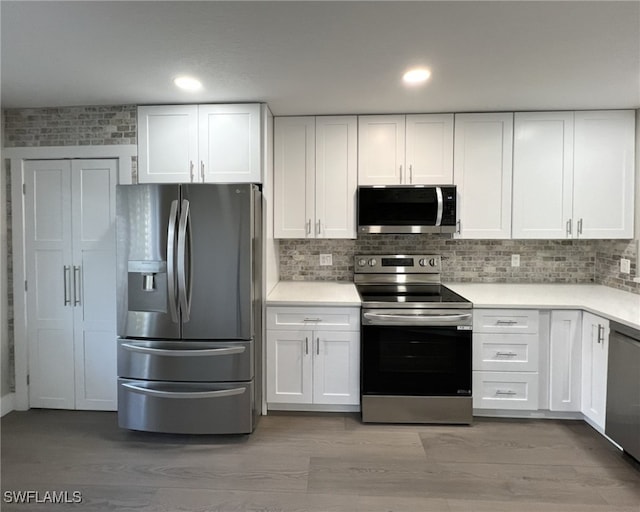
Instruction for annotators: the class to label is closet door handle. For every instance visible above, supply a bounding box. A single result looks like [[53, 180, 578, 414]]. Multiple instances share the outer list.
[[73, 265, 81, 306], [63, 266, 71, 306]]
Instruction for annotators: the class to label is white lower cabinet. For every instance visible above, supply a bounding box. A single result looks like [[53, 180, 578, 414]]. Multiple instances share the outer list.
[[549, 310, 582, 412], [266, 307, 360, 409], [473, 309, 540, 411], [581, 312, 609, 430]]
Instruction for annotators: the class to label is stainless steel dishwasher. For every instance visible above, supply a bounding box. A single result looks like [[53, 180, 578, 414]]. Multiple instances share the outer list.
[[605, 322, 640, 462]]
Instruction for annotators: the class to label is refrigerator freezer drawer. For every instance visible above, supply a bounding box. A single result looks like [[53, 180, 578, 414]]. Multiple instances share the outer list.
[[118, 379, 255, 434], [117, 339, 253, 382]]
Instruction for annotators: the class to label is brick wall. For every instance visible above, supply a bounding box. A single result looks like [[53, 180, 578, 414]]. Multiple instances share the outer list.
[[279, 236, 599, 284], [3, 105, 136, 147]]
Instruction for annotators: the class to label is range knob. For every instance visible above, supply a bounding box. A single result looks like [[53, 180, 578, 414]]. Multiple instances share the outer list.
[[368, 258, 377, 267], [357, 258, 367, 267], [429, 258, 437, 267], [418, 258, 427, 267]]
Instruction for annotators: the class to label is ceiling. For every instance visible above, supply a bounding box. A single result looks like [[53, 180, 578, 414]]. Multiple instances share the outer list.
[[2, 1, 639, 115]]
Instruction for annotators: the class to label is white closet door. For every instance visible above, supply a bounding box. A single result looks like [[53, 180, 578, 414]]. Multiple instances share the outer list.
[[71, 160, 118, 410], [25, 160, 75, 409]]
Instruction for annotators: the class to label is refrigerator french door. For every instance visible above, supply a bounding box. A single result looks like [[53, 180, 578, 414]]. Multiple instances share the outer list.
[[116, 184, 262, 434]]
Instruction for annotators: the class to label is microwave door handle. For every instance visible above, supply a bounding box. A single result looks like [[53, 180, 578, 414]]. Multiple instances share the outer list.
[[435, 187, 443, 227]]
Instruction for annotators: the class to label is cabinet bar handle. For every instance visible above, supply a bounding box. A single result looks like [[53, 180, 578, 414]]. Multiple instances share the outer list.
[[317, 219, 321, 235], [303, 318, 322, 322], [399, 165, 403, 184], [495, 390, 517, 396], [305, 337, 309, 355], [496, 351, 517, 357], [189, 161, 194, 183], [200, 161, 205, 182], [456, 220, 461, 234], [577, 218, 583, 236], [496, 320, 518, 325], [73, 265, 81, 306], [316, 337, 320, 355], [409, 164, 413, 184], [597, 324, 605, 344], [306, 219, 311, 235], [63, 265, 71, 306], [566, 219, 572, 236]]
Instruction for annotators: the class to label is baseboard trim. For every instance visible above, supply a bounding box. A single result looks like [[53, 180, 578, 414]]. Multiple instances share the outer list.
[[1, 393, 16, 417]]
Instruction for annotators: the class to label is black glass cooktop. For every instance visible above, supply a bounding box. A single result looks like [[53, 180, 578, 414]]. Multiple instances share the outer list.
[[356, 284, 471, 305]]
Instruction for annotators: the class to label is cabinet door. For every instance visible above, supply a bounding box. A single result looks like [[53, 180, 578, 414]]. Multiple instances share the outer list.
[[199, 104, 262, 183], [25, 161, 75, 409], [71, 160, 118, 411], [453, 113, 513, 239], [266, 330, 313, 404], [573, 110, 635, 239], [512, 112, 574, 239], [137, 105, 199, 183], [549, 310, 582, 411], [581, 312, 609, 429], [313, 330, 359, 405], [274, 117, 315, 238], [315, 116, 357, 239], [357, 115, 405, 185], [405, 114, 454, 184]]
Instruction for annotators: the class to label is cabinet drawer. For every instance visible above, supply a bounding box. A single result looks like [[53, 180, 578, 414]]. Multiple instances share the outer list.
[[473, 371, 539, 410], [474, 309, 539, 334], [473, 333, 539, 372], [267, 307, 360, 331]]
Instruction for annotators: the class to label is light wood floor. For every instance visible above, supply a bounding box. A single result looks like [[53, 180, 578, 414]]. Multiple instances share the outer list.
[[1, 410, 639, 511]]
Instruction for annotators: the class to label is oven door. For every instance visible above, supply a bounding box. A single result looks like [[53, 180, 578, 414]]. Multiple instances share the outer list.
[[361, 309, 472, 397]]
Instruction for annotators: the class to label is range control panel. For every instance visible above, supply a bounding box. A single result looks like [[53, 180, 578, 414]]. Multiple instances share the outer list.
[[354, 254, 442, 274]]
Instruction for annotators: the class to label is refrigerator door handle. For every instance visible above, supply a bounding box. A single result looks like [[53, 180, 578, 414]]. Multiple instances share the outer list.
[[177, 198, 193, 322], [120, 342, 246, 357], [121, 382, 246, 399], [167, 199, 180, 323]]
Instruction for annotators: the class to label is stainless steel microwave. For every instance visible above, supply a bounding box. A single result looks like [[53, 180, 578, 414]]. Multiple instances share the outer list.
[[357, 185, 457, 234]]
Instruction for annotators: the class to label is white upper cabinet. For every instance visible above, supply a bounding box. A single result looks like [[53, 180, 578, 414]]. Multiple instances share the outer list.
[[512, 112, 574, 239], [358, 114, 453, 185], [138, 105, 198, 183], [274, 116, 357, 239], [454, 113, 513, 239], [573, 110, 635, 239], [138, 104, 262, 184], [513, 110, 634, 239]]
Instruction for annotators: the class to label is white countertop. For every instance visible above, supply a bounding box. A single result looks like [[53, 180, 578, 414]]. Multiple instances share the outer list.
[[267, 281, 640, 330], [266, 281, 361, 307], [445, 283, 640, 330]]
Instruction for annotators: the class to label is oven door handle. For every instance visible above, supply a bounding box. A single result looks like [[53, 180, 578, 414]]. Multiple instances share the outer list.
[[363, 312, 472, 325]]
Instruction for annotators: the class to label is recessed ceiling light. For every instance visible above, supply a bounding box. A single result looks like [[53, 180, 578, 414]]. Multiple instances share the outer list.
[[402, 68, 431, 85], [173, 76, 202, 92]]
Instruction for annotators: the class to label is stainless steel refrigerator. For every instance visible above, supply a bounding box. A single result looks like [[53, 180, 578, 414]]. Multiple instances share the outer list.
[[115, 183, 262, 434]]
